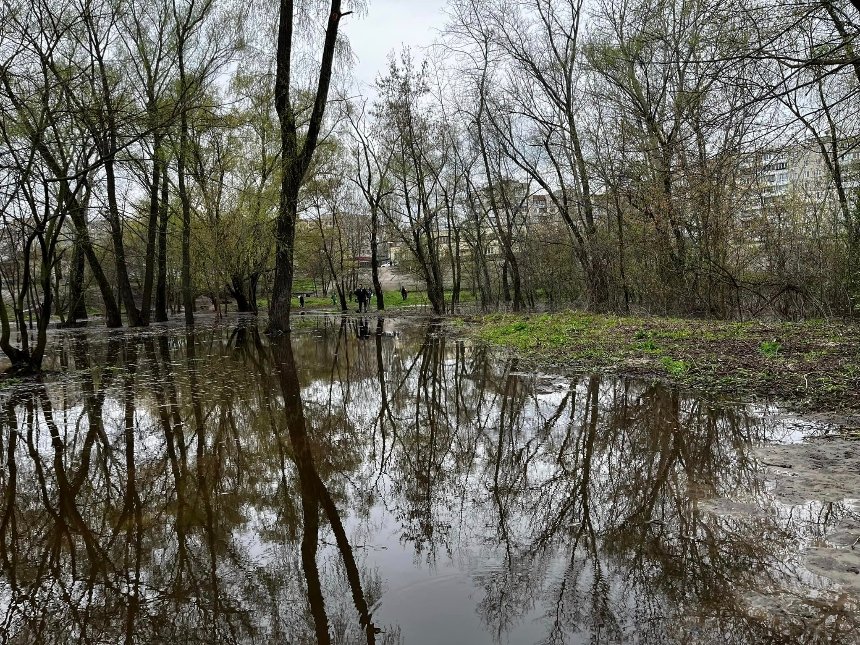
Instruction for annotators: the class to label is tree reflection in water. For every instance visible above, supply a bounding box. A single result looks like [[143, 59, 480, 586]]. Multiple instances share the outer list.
[[0, 317, 857, 644]]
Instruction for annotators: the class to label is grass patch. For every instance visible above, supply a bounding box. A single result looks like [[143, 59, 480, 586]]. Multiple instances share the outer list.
[[467, 310, 860, 412], [660, 356, 688, 376], [285, 288, 479, 312], [293, 295, 336, 309], [382, 289, 478, 309], [759, 340, 781, 358]]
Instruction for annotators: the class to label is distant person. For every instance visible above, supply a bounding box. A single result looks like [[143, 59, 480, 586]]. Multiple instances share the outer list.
[[401, 286, 408, 301], [363, 287, 372, 312], [331, 291, 337, 306], [355, 287, 365, 313], [299, 293, 305, 309]]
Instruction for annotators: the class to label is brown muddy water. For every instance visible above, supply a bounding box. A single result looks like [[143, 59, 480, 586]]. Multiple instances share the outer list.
[[0, 315, 858, 644]]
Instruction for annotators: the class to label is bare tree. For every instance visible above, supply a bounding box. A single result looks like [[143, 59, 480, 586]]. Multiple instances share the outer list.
[[374, 50, 449, 315], [343, 98, 394, 310], [268, 0, 356, 332]]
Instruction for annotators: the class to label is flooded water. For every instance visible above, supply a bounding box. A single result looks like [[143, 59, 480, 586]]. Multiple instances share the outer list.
[[0, 315, 858, 644]]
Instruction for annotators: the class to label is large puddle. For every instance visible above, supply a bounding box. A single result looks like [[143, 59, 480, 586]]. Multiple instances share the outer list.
[[0, 315, 858, 644]]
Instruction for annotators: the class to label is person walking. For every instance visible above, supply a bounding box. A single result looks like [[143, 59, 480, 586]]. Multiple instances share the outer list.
[[299, 293, 305, 309], [400, 285, 408, 301]]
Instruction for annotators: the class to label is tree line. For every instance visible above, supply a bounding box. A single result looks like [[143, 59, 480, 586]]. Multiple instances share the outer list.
[[1, 0, 859, 370]]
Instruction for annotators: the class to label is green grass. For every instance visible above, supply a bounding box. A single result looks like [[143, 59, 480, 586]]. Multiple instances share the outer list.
[[467, 310, 860, 412], [759, 340, 781, 358], [382, 289, 478, 309], [477, 312, 621, 352], [286, 288, 478, 311], [634, 338, 661, 353], [293, 294, 336, 309], [292, 279, 318, 293], [660, 356, 689, 376]]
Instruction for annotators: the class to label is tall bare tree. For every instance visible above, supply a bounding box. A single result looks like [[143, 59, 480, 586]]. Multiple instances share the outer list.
[[269, 0, 355, 332]]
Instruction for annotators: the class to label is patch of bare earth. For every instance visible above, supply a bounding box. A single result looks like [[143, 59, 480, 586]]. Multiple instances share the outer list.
[[757, 439, 860, 593]]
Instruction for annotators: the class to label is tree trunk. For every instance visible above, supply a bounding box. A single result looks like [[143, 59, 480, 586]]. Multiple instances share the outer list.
[[155, 163, 170, 322], [269, 172, 299, 330], [338, 284, 348, 312], [427, 276, 445, 316], [370, 206, 384, 310], [269, 1, 348, 333], [176, 24, 195, 327], [231, 275, 252, 312], [67, 197, 122, 328], [62, 235, 88, 327], [31, 252, 55, 369], [451, 230, 462, 311], [0, 284, 29, 368], [506, 247, 523, 311], [141, 136, 162, 325], [479, 240, 494, 309], [587, 250, 609, 311], [178, 112, 194, 326], [501, 258, 511, 304], [105, 158, 143, 327], [249, 272, 260, 314]]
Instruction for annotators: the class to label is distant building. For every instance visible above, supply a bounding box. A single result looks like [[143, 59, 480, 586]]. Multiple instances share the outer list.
[[748, 141, 860, 212], [375, 240, 394, 266], [525, 193, 560, 224]]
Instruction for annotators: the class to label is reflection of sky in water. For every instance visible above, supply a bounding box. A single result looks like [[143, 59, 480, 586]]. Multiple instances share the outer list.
[[0, 316, 857, 644]]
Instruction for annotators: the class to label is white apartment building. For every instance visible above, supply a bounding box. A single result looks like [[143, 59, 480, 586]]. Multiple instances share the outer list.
[[757, 142, 860, 209], [524, 192, 565, 225]]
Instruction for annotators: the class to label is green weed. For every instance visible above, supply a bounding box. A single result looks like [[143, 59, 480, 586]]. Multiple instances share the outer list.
[[661, 356, 688, 376], [759, 340, 781, 358], [635, 339, 660, 352]]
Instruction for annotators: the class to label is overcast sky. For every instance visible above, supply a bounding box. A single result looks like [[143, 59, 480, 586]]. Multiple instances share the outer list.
[[345, 0, 449, 90]]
